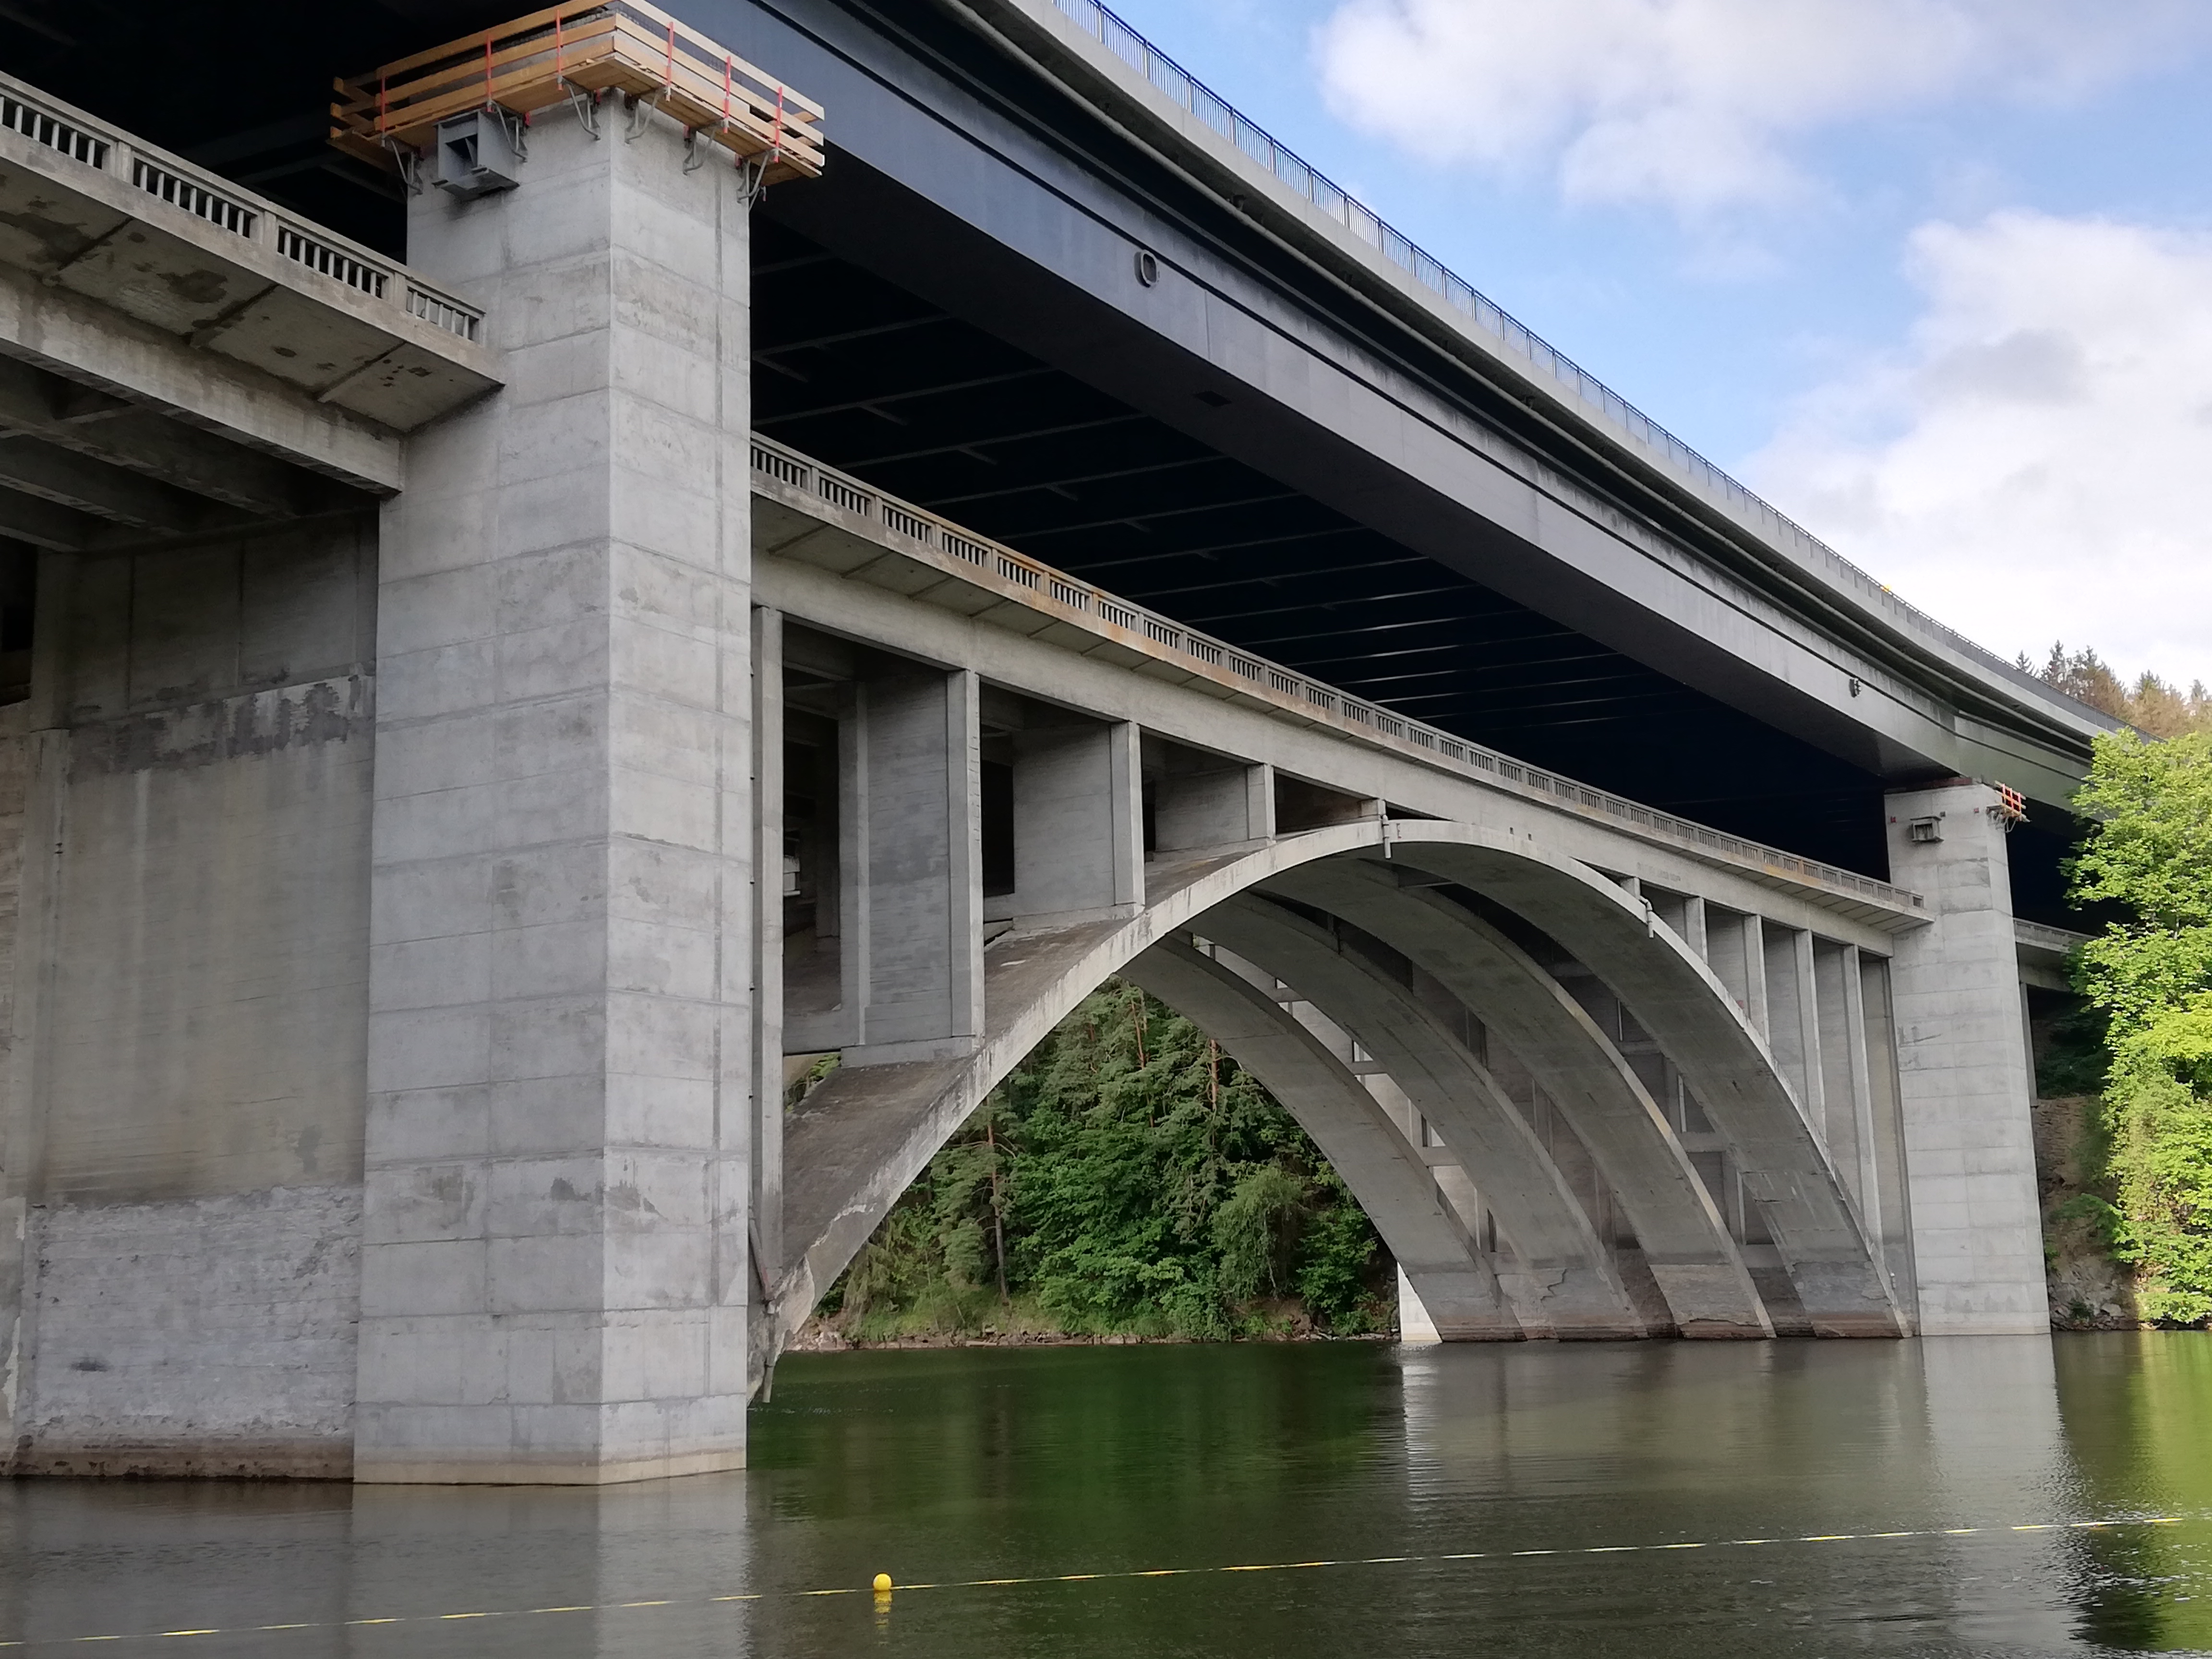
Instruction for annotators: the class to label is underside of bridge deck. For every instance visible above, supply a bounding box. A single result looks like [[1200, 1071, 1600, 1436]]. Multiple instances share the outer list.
[[0, 0, 2092, 916], [747, 212, 1896, 880]]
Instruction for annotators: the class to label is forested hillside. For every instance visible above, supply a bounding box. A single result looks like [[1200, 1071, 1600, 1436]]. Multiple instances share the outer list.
[[2031, 644, 2210, 737], [2046, 725, 2212, 1326], [2018, 642, 2212, 1327], [804, 981, 1396, 1345]]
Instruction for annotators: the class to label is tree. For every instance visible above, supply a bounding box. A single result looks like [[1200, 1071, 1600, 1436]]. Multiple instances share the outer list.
[[817, 978, 1395, 1340], [2071, 730, 2212, 1323], [2031, 643, 2211, 739]]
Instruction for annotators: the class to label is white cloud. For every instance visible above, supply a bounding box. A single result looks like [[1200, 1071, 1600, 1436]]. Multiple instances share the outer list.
[[1313, 0, 2207, 215], [1750, 210, 2212, 687]]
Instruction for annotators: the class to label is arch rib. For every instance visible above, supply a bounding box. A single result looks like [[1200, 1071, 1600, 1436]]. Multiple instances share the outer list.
[[766, 817, 1898, 1389], [1378, 829, 1903, 1336], [1196, 893, 1647, 1340], [766, 827, 1394, 1382], [1124, 938, 1520, 1339], [1263, 857, 1772, 1338]]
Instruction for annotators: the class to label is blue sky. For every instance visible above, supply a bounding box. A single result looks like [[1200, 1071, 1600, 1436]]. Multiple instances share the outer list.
[[1099, 0, 2212, 688]]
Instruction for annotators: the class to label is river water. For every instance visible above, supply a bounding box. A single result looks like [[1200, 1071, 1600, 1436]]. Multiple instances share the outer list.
[[2, 1334, 2209, 1656]]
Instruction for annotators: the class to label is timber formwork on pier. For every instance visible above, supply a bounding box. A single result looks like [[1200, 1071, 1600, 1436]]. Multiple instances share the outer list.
[[331, 0, 824, 183]]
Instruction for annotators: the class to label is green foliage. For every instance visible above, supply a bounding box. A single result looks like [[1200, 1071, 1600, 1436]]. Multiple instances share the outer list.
[[818, 979, 1394, 1341], [1213, 1165, 1307, 1301], [2102, 997, 2212, 1324], [2078, 926, 2212, 1033], [1294, 1167, 1384, 1334], [2071, 730, 2212, 931], [2037, 999, 2111, 1097], [2069, 729, 2212, 1325], [2031, 643, 2212, 739]]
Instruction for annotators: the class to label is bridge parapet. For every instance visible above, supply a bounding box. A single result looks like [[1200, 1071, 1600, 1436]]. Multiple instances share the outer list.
[[752, 434, 1925, 927], [0, 69, 498, 479], [2015, 918, 2090, 992]]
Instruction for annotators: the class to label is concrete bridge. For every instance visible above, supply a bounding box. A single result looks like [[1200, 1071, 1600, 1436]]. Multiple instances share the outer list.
[[0, 0, 2106, 1483]]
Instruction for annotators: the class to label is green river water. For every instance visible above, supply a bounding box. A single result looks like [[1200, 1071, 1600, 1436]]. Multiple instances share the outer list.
[[3, 1333, 2210, 1656]]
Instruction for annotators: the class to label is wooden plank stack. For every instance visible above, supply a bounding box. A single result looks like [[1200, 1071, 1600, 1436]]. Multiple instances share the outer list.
[[331, 0, 824, 182]]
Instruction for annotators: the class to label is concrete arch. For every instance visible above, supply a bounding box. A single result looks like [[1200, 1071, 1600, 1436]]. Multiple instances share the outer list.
[[1374, 828, 1903, 1337], [1261, 857, 1772, 1338], [1122, 937, 1519, 1340], [766, 818, 1897, 1383], [768, 826, 1400, 1372], [1195, 894, 1645, 1339]]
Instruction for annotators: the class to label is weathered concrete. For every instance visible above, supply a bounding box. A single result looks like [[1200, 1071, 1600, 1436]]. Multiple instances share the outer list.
[[0, 69, 496, 468], [840, 667, 984, 1063], [1852, 951, 1919, 1313], [1885, 781, 2046, 1335], [355, 110, 759, 1484], [0, 25, 2095, 1489], [15, 1186, 360, 1477], [769, 835, 1373, 1357], [757, 0, 2106, 810], [0, 515, 377, 1478], [750, 608, 786, 1279], [1000, 717, 1143, 926], [1149, 751, 1273, 854], [750, 536, 1916, 951]]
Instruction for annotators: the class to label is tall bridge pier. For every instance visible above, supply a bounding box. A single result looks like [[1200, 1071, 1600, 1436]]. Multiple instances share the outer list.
[[0, 0, 2107, 1483]]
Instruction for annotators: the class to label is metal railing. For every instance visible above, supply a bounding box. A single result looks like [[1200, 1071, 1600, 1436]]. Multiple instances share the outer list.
[[1043, 0, 2054, 702], [330, 0, 823, 186], [751, 433, 1924, 916], [0, 70, 484, 345]]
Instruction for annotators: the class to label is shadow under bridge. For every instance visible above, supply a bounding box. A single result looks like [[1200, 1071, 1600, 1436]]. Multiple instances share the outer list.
[[763, 819, 1902, 1386]]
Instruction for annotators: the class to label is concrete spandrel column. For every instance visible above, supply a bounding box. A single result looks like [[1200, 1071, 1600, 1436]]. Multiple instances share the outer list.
[[1761, 926, 1823, 1137], [1680, 894, 1707, 961], [1885, 781, 2045, 1334], [1000, 719, 1142, 923], [1152, 760, 1272, 854], [1743, 915, 1771, 1039], [1857, 953, 1920, 1315], [358, 110, 758, 1483], [843, 666, 982, 1064], [750, 609, 784, 1284], [1705, 908, 1767, 1036], [1815, 943, 1867, 1207]]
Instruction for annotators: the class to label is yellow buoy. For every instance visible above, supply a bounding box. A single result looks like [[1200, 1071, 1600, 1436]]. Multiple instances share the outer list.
[[872, 1573, 894, 1594]]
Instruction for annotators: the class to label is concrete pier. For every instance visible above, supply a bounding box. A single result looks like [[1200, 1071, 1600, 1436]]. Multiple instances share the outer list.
[[0, 525, 376, 1476], [1884, 781, 2047, 1335], [355, 108, 760, 1483]]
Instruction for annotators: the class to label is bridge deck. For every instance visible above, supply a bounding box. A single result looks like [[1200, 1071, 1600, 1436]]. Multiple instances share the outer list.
[[0, 71, 497, 438], [751, 435, 1927, 931]]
